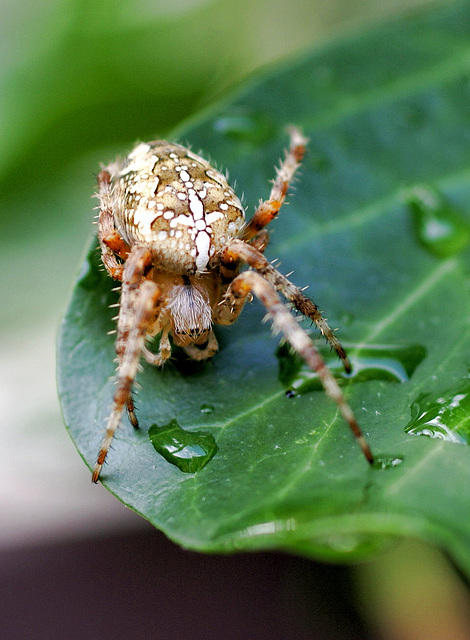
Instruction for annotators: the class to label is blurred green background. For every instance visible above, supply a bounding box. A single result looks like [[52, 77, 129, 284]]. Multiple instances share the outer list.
[[2, 0, 470, 638]]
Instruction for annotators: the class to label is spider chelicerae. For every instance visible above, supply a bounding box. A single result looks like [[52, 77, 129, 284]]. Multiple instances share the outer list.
[[92, 127, 374, 482]]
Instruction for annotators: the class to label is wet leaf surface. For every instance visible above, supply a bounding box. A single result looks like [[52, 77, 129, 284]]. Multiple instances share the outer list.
[[58, 1, 470, 575]]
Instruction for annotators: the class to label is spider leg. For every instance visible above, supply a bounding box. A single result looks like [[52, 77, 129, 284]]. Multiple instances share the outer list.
[[126, 395, 138, 428], [223, 270, 374, 465], [92, 246, 161, 483], [217, 231, 269, 291], [221, 239, 351, 373], [97, 169, 131, 281], [249, 228, 270, 253], [242, 127, 308, 242], [142, 328, 172, 366]]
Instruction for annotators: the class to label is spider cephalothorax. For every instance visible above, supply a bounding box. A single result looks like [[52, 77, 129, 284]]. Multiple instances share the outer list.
[[92, 128, 374, 482]]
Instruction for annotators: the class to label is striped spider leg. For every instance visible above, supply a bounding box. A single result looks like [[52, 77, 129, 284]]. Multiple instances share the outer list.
[[216, 239, 374, 466]]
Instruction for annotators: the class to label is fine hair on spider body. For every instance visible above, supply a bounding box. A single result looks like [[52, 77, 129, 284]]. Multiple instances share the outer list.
[[92, 127, 374, 483]]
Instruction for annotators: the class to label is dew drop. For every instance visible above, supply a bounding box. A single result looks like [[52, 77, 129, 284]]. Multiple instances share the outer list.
[[338, 312, 354, 327], [277, 342, 426, 396], [213, 108, 274, 144], [214, 115, 252, 136], [405, 185, 470, 258], [148, 419, 218, 472], [405, 383, 470, 445], [200, 403, 215, 414], [372, 455, 404, 470]]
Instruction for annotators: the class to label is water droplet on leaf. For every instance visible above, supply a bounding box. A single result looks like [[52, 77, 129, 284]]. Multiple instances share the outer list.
[[200, 403, 215, 414], [405, 382, 470, 445], [277, 343, 426, 396], [372, 455, 404, 470], [213, 109, 274, 143], [148, 419, 218, 472], [405, 185, 470, 258]]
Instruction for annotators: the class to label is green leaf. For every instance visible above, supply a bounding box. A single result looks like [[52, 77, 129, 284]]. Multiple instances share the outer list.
[[57, 1, 470, 575]]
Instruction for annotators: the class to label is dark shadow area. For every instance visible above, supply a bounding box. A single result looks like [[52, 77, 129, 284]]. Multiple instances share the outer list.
[[0, 525, 374, 640]]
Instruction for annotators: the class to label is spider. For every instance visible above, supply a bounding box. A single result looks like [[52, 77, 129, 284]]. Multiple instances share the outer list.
[[92, 127, 374, 483]]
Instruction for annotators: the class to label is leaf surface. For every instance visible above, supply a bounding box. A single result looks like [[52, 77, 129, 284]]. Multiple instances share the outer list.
[[58, 1, 470, 573]]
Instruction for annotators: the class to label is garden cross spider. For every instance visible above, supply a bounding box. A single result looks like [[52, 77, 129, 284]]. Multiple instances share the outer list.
[[92, 127, 374, 483]]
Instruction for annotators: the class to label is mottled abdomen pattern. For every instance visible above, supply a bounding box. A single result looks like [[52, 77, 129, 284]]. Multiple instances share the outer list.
[[108, 141, 245, 274]]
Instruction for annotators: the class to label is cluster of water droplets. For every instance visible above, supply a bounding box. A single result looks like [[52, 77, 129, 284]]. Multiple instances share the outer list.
[[133, 161, 470, 474], [277, 342, 426, 396], [405, 382, 470, 445]]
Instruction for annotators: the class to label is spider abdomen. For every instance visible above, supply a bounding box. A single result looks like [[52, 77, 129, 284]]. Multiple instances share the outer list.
[[109, 141, 245, 274]]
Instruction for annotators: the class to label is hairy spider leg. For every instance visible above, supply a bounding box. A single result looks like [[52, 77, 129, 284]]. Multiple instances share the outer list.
[[242, 126, 308, 243], [98, 170, 142, 423], [97, 169, 131, 280], [249, 228, 270, 253], [220, 239, 351, 373], [219, 269, 374, 465], [92, 246, 161, 483], [219, 129, 306, 282]]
